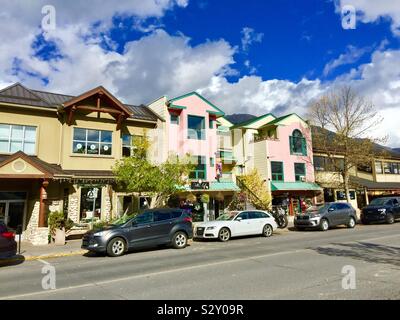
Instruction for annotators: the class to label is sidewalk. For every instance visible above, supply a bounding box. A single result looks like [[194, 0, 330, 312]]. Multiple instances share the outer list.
[[6, 239, 87, 262]]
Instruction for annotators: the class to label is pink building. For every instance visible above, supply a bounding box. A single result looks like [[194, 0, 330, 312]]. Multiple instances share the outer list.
[[148, 92, 239, 220], [232, 113, 322, 215]]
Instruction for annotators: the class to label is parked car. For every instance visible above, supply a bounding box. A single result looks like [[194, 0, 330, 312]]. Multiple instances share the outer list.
[[294, 202, 357, 231], [194, 210, 278, 242], [82, 208, 193, 257], [361, 197, 400, 225], [0, 222, 17, 259]]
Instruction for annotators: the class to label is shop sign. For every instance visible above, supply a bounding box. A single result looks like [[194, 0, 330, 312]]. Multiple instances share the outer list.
[[191, 181, 210, 190]]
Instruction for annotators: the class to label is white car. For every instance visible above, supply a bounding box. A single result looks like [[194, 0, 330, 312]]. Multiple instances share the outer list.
[[194, 210, 278, 242]]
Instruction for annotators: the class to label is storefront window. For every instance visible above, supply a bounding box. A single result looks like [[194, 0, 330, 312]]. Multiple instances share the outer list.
[[80, 187, 102, 221], [336, 190, 356, 200], [73, 128, 112, 156]]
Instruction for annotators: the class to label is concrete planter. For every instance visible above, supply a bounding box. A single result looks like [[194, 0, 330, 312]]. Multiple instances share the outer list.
[[54, 228, 66, 246]]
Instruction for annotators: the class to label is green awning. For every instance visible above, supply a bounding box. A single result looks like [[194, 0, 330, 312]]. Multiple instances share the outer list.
[[271, 182, 322, 191], [179, 181, 240, 192]]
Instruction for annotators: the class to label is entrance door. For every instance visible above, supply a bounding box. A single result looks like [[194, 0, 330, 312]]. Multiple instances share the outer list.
[[0, 202, 6, 224], [8, 202, 25, 230], [0, 201, 25, 230]]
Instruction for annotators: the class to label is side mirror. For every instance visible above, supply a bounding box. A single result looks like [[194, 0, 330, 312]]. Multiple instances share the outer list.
[[236, 217, 242, 222]]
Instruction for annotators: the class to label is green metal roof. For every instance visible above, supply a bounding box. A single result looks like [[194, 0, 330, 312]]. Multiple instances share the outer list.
[[266, 113, 309, 126], [231, 113, 275, 129], [271, 182, 322, 191]]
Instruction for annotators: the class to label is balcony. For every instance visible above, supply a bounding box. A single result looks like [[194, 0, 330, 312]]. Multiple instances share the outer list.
[[218, 150, 237, 164]]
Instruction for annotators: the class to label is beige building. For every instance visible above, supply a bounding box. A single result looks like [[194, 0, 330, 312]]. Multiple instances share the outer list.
[[0, 83, 162, 245], [313, 147, 400, 210]]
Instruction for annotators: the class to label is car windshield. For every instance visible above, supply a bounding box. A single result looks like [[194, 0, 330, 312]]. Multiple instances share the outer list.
[[110, 215, 136, 226], [306, 204, 328, 214], [370, 198, 390, 206], [216, 212, 237, 221]]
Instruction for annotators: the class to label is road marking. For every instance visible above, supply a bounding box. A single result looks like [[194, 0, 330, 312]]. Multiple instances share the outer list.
[[0, 248, 310, 300], [1, 232, 399, 300]]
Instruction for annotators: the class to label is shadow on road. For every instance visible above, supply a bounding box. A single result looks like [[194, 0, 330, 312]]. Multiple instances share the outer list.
[[0, 255, 25, 267], [312, 242, 400, 267]]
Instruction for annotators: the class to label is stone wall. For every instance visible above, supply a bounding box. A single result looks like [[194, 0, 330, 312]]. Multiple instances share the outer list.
[[24, 201, 49, 245], [104, 186, 112, 221], [68, 194, 79, 223]]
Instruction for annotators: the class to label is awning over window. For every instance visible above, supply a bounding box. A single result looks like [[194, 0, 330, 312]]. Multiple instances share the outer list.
[[350, 176, 400, 191], [179, 181, 240, 192], [271, 182, 322, 192]]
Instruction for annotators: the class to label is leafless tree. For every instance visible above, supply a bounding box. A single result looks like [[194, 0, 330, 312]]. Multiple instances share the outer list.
[[308, 86, 387, 202]]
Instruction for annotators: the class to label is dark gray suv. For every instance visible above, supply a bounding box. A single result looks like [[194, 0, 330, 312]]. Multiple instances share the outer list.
[[294, 202, 357, 231], [82, 208, 193, 257]]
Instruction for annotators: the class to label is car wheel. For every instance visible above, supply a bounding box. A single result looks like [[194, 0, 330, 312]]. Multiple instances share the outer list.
[[218, 228, 231, 242], [347, 217, 356, 228], [320, 219, 329, 231], [262, 224, 273, 237], [386, 214, 395, 224], [172, 231, 188, 249], [106, 237, 126, 257]]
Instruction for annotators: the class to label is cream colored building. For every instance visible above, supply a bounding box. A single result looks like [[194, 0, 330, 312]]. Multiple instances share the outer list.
[[0, 83, 162, 244]]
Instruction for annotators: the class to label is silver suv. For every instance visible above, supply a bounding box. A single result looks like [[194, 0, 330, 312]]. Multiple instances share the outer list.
[[294, 202, 357, 231]]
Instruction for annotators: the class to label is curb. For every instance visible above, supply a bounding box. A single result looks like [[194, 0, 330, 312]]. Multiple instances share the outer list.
[[0, 250, 88, 264]]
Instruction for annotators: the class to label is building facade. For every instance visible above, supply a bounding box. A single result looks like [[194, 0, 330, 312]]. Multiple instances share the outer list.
[[232, 113, 321, 215], [148, 92, 239, 221], [0, 83, 161, 244]]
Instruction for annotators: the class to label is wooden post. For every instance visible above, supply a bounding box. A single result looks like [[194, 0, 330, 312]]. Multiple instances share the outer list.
[[39, 180, 49, 227]]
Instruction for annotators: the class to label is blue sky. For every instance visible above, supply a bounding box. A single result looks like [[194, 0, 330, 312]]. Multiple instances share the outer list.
[[0, 0, 399, 145]]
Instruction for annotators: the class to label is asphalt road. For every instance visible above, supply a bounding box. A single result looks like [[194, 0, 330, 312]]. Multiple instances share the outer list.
[[0, 223, 399, 300]]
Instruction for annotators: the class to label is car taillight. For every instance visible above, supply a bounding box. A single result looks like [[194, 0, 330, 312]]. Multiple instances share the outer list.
[[1, 232, 15, 240], [183, 217, 192, 223]]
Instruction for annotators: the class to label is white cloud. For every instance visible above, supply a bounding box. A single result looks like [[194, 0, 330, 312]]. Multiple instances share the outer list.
[[241, 27, 264, 51], [0, 1, 399, 148], [323, 45, 371, 76], [337, 0, 400, 36]]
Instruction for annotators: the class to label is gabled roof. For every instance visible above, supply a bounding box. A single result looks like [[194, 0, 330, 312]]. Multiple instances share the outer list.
[[0, 151, 68, 178], [265, 113, 309, 126], [0, 83, 159, 122], [168, 92, 225, 116], [62, 86, 133, 116], [231, 113, 276, 129]]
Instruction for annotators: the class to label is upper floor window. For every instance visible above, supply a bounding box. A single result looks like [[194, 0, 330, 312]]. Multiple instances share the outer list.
[[294, 163, 306, 181], [383, 162, 400, 174], [73, 128, 112, 156], [313, 156, 344, 172], [188, 115, 205, 140], [289, 129, 307, 156], [122, 134, 144, 157], [209, 118, 214, 129], [375, 161, 383, 174], [0, 124, 36, 155], [189, 156, 206, 180], [170, 114, 179, 125], [271, 161, 284, 181]]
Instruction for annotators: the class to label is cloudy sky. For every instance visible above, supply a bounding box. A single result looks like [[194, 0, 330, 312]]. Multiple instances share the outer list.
[[0, 0, 399, 146]]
